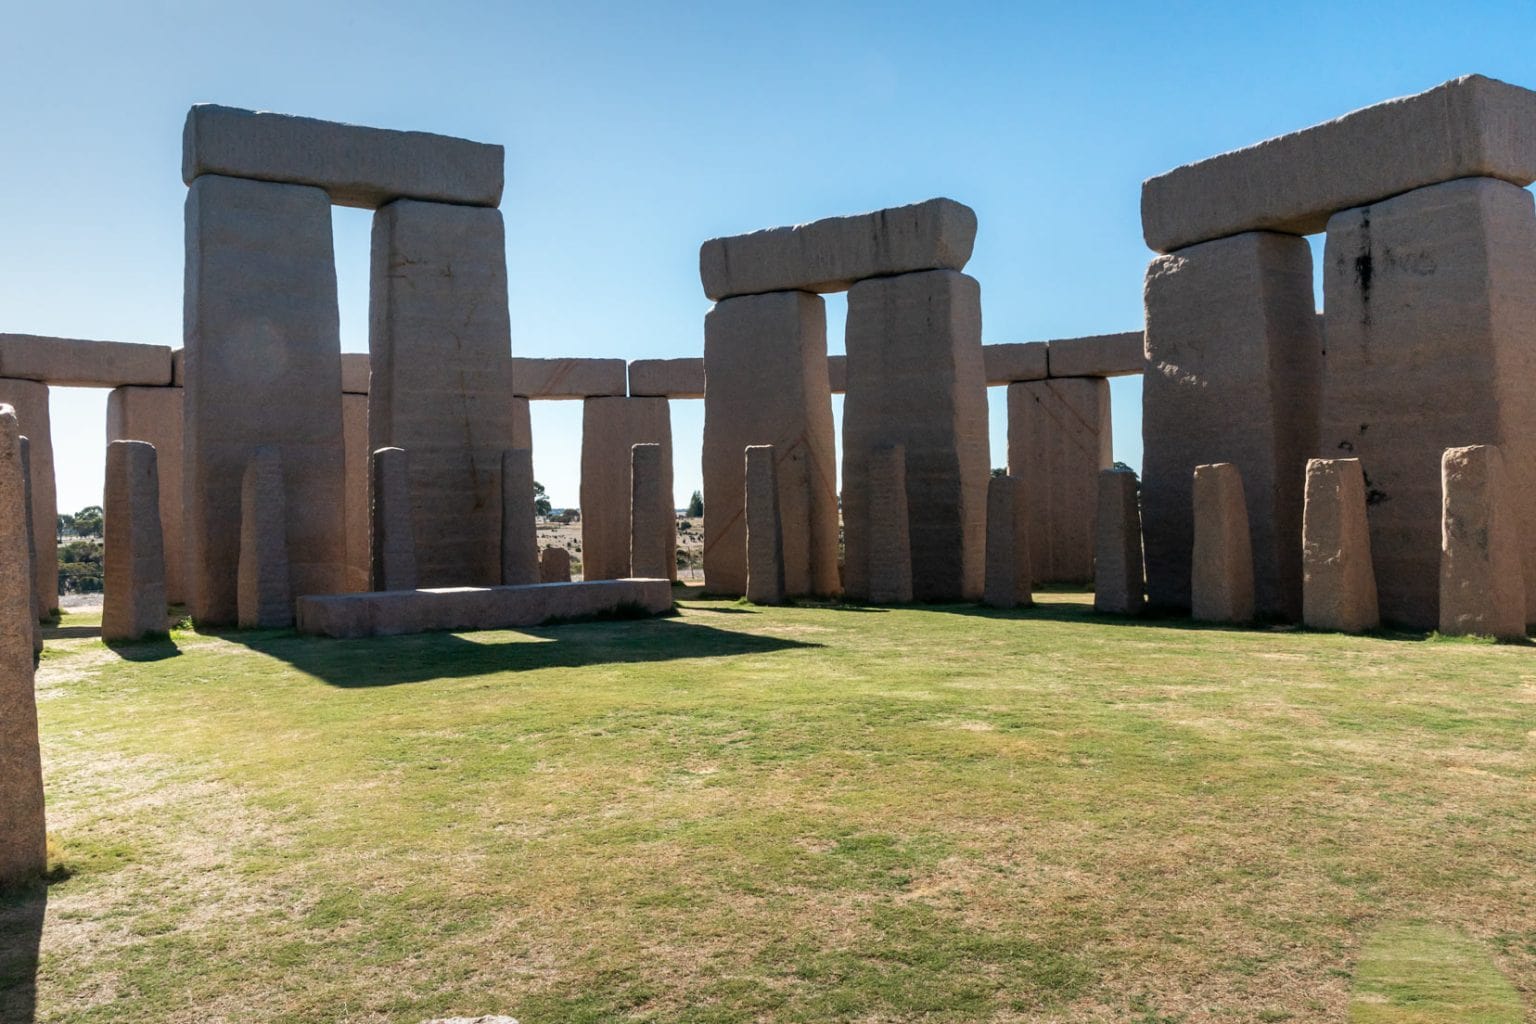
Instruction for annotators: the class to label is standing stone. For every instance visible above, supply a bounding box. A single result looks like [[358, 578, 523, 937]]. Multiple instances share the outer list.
[[340, 392, 369, 592], [369, 199, 515, 589], [19, 439, 39, 658], [744, 445, 785, 604], [843, 270, 988, 602], [540, 547, 572, 583], [1440, 445, 1525, 639], [1143, 231, 1320, 619], [0, 405, 46, 886], [238, 448, 292, 629], [983, 474, 1032, 608], [1322, 177, 1536, 629], [630, 443, 675, 580], [1095, 467, 1145, 616], [102, 441, 168, 641], [702, 291, 839, 597], [1006, 377, 1112, 583], [865, 444, 914, 604], [184, 174, 345, 625], [511, 396, 532, 452], [1301, 458, 1379, 633], [107, 386, 185, 604], [500, 448, 539, 586], [1191, 463, 1255, 624], [369, 447, 417, 592], [581, 398, 673, 581], [0, 380, 55, 616]]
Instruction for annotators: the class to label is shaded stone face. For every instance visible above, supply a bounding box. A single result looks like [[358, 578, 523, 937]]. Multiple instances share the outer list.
[[982, 474, 1032, 609], [238, 447, 293, 630], [1439, 445, 1525, 639], [540, 546, 572, 584], [744, 445, 785, 605], [102, 441, 168, 642], [1044, 332, 1144, 379], [1191, 463, 1255, 624], [500, 449, 539, 587], [581, 398, 673, 582], [369, 447, 417, 593], [630, 442, 675, 581], [1322, 177, 1536, 629], [511, 358, 627, 400], [19, 438, 39, 656], [1142, 231, 1320, 620], [1094, 467, 1145, 616], [628, 358, 704, 400], [340, 393, 370, 593], [107, 386, 185, 604], [0, 380, 56, 616], [1301, 458, 1379, 633], [865, 444, 912, 604]]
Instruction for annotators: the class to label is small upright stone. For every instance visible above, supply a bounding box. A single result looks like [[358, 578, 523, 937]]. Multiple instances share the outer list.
[[1095, 468, 1145, 616], [745, 446, 786, 605], [983, 475, 1032, 608], [1302, 459, 1379, 633], [102, 441, 168, 641], [500, 449, 539, 586], [1439, 445, 1526, 639], [630, 443, 674, 580], [238, 447, 293, 629], [866, 445, 913, 603], [1191, 463, 1255, 624], [540, 547, 572, 583], [370, 447, 417, 592]]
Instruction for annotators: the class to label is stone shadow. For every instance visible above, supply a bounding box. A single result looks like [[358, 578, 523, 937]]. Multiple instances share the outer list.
[[0, 884, 46, 1024], [102, 635, 182, 662]]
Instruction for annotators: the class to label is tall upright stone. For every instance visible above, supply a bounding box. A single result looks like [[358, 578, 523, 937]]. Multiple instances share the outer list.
[[1006, 377, 1112, 583], [369, 199, 515, 588], [744, 445, 785, 605], [102, 441, 167, 642], [0, 380, 55, 616], [0, 405, 47, 886], [843, 270, 988, 602], [238, 447, 292, 629], [1440, 445, 1525, 639], [1301, 458, 1379, 633], [1322, 177, 1536, 628], [107, 386, 185, 604], [184, 174, 345, 624], [630, 443, 675, 580], [1143, 231, 1320, 619], [1095, 467, 1145, 616], [369, 447, 417, 592], [983, 474, 1032, 609], [865, 445, 913, 604], [1191, 463, 1255, 624], [341, 392, 370, 592], [19, 439, 40, 657], [702, 291, 838, 597], [500, 448, 539, 586], [581, 398, 673, 581]]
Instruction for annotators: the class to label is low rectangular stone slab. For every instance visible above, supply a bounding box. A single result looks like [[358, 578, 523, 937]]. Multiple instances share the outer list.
[[1046, 331, 1143, 378], [0, 335, 172, 388], [982, 342, 1048, 384], [512, 357, 626, 399], [628, 358, 704, 399], [295, 578, 673, 638], [183, 104, 504, 209], [1142, 75, 1536, 253]]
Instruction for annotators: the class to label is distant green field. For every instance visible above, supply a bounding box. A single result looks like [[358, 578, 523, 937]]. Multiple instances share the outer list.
[[2, 590, 1531, 1023]]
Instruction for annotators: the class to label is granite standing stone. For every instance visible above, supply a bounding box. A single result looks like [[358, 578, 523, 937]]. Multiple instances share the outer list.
[[630, 443, 675, 580], [540, 547, 572, 583], [1191, 463, 1255, 624], [1301, 458, 1379, 633], [1094, 467, 1145, 616], [501, 449, 539, 586], [581, 398, 673, 581], [102, 441, 168, 641], [370, 447, 417, 592], [0, 380, 56, 615], [983, 474, 1032, 609], [238, 448, 293, 629], [107, 386, 185, 604], [865, 445, 913, 604], [19, 438, 39, 657], [1440, 445, 1526, 639], [744, 445, 785, 604], [341, 392, 370, 592]]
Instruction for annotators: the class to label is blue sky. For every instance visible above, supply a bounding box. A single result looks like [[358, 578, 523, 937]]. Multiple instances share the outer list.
[[3, 1, 1533, 511]]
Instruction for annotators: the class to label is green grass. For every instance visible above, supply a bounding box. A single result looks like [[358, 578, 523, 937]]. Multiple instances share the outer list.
[[3, 590, 1534, 1023], [1349, 921, 1523, 1023]]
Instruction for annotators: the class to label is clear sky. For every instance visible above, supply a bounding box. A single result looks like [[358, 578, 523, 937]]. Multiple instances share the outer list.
[[3, 0, 1533, 513]]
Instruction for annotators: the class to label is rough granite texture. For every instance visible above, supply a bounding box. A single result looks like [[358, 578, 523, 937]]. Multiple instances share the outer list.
[[540, 547, 571, 583], [0, 381, 55, 615], [107, 386, 185, 604], [19, 439, 39, 655], [340, 393, 370, 592], [580, 398, 673, 582], [983, 474, 1032, 609], [501, 449, 539, 587], [628, 358, 705, 399], [0, 334, 171, 388], [369, 447, 417, 593], [0, 405, 45, 886], [511, 358, 626, 400], [981, 342, 1049, 384], [1440, 445, 1526, 639], [744, 445, 785, 604], [865, 445, 913, 604], [1045, 331, 1144, 378], [237, 447, 293, 630], [1094, 467, 1145, 616], [630, 442, 676, 581], [1302, 458, 1379, 633], [1191, 463, 1256, 624], [102, 441, 167, 642], [1007, 378, 1112, 584]]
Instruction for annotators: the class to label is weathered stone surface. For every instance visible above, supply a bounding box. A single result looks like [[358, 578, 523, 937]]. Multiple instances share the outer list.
[[1007, 378, 1112, 584], [1440, 445, 1526, 639], [1191, 463, 1255, 624], [1094, 467, 1145, 616], [1046, 331, 1144, 378], [865, 445, 913, 604], [369, 447, 417, 592], [511, 358, 626, 400], [1322, 177, 1536, 628], [744, 445, 785, 604], [0, 335, 172, 388], [500, 449, 539, 586], [237, 448, 293, 629], [1142, 231, 1320, 619], [19, 439, 39, 655], [1302, 458, 1379, 633], [628, 358, 704, 399], [983, 474, 1032, 609], [827, 354, 847, 394], [102, 441, 167, 641], [982, 342, 1048, 384], [580, 398, 673, 581], [843, 270, 988, 602], [183, 104, 504, 209], [540, 547, 571, 583], [702, 291, 839, 597], [0, 405, 46, 886], [297, 578, 672, 639], [370, 199, 514, 589], [340, 393, 369, 592], [1142, 75, 1536, 253], [0, 380, 55, 615], [184, 174, 346, 624], [107, 386, 185, 604], [630, 443, 675, 581], [341, 353, 370, 394], [701, 198, 978, 300], [511, 397, 532, 452]]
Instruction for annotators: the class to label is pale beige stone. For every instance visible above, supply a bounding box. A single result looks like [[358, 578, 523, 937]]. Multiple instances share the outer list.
[[865, 445, 913, 604], [580, 398, 673, 581], [511, 358, 626, 399], [107, 386, 185, 604], [827, 354, 847, 394], [511, 397, 532, 452], [0, 334, 171, 387], [982, 342, 1048, 384], [340, 393, 369, 592], [702, 291, 839, 597], [1322, 177, 1536, 628], [843, 270, 988, 602], [19, 439, 39, 655], [983, 474, 1032, 609], [628, 358, 704, 399], [1302, 458, 1379, 633], [539, 547, 572, 583], [1142, 75, 1536, 253], [1191, 463, 1255, 624], [1094, 468, 1145, 616], [0, 380, 55, 616], [340, 353, 370, 395], [183, 104, 504, 209], [238, 448, 292, 629], [102, 441, 167, 641], [1007, 378, 1112, 584], [1142, 231, 1320, 619], [744, 445, 785, 604], [1440, 445, 1525, 639], [1046, 331, 1144, 378], [369, 447, 417, 593], [501, 449, 539, 586], [630, 443, 675, 581]]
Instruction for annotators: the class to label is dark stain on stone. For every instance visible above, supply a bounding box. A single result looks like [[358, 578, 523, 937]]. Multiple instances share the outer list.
[[1362, 467, 1388, 506], [1354, 210, 1373, 327], [1337, 439, 1354, 453]]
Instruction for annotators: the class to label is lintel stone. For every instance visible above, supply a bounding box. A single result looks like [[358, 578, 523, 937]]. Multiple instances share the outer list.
[[1046, 331, 1144, 378], [0, 334, 172, 387], [512, 357, 627, 399], [628, 358, 704, 399]]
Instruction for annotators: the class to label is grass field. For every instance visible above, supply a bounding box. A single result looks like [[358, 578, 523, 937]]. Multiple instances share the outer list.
[[2, 589, 1532, 1023]]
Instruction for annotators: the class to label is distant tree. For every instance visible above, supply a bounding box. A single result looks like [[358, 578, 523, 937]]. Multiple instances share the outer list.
[[532, 480, 552, 517], [70, 505, 104, 538], [991, 467, 1007, 478], [1112, 462, 1137, 478], [686, 490, 704, 518], [678, 520, 692, 535], [56, 514, 73, 540]]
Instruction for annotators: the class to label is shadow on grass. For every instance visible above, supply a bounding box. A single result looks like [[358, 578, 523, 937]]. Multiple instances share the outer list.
[[0, 883, 46, 1024], [217, 615, 822, 687], [103, 634, 181, 662]]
